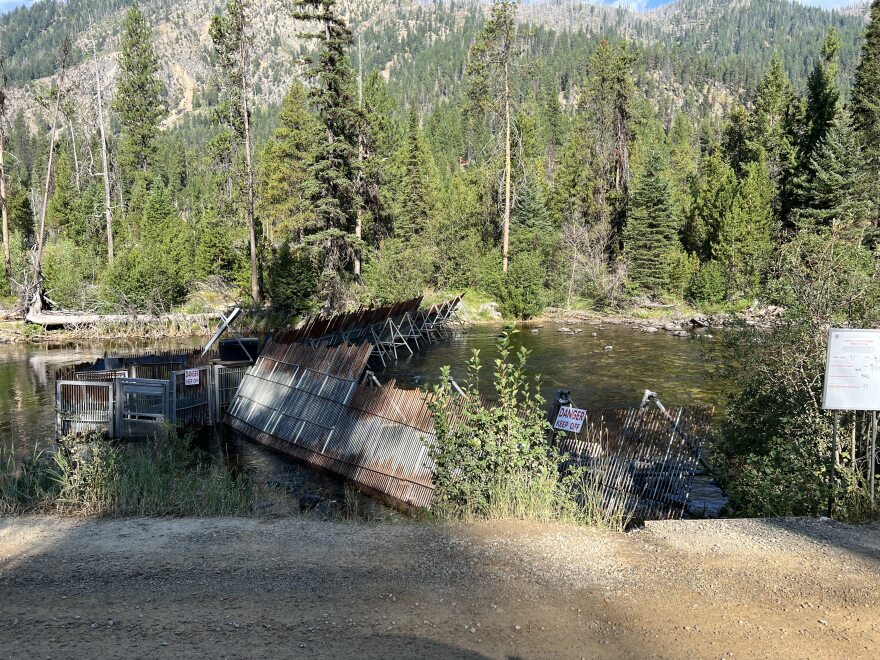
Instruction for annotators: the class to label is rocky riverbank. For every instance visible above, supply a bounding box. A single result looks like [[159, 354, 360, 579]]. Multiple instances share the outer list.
[[0, 515, 876, 658]]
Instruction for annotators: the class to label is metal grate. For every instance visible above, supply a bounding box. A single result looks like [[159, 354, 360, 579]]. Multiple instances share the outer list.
[[553, 405, 714, 521]]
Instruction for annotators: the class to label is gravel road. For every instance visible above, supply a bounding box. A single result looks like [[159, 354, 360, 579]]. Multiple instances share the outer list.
[[1, 515, 878, 658]]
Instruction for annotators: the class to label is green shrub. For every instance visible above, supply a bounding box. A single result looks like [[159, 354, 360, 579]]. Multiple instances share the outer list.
[[427, 331, 627, 528], [491, 252, 546, 319], [712, 231, 880, 520], [688, 260, 727, 305]]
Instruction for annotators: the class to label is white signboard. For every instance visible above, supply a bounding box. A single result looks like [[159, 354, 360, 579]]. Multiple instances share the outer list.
[[184, 368, 200, 386], [822, 328, 880, 411], [554, 406, 587, 433]]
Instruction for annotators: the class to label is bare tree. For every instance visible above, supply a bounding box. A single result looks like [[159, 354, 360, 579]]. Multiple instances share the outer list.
[[31, 37, 72, 315], [561, 218, 626, 309], [210, 0, 261, 304], [92, 41, 114, 263], [0, 57, 10, 288]]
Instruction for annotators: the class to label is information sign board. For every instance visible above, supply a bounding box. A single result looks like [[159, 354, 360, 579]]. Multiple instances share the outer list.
[[553, 406, 587, 433], [822, 328, 880, 411]]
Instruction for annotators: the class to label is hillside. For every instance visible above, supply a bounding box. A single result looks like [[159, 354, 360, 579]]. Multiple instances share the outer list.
[[0, 0, 869, 125]]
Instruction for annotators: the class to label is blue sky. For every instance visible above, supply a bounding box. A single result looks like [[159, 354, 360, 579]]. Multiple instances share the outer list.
[[0, 0, 864, 16]]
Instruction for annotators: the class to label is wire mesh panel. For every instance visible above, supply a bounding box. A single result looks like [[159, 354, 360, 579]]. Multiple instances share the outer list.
[[214, 364, 249, 417], [115, 379, 170, 438], [171, 366, 213, 429], [56, 381, 114, 436], [553, 405, 714, 520]]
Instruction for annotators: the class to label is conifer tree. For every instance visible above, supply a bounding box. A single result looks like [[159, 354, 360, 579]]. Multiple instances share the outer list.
[[795, 115, 872, 240], [554, 40, 634, 252], [713, 159, 775, 298], [398, 109, 434, 240], [749, 53, 796, 182], [623, 152, 678, 296], [113, 6, 165, 185], [851, 0, 880, 231], [465, 0, 520, 272], [684, 151, 736, 261], [294, 0, 364, 304], [0, 57, 10, 289], [258, 81, 319, 245], [46, 149, 77, 234], [800, 30, 841, 166]]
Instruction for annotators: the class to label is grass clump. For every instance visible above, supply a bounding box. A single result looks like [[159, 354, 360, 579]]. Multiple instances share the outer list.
[[1, 430, 275, 516], [427, 330, 629, 530]]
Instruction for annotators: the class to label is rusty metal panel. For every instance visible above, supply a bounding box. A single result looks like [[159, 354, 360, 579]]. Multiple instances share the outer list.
[[225, 339, 441, 509]]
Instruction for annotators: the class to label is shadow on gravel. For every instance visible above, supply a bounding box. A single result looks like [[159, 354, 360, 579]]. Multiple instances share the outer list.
[[759, 517, 880, 567]]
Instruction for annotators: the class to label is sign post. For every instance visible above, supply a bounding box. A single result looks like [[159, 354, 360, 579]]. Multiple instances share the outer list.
[[821, 328, 880, 517]]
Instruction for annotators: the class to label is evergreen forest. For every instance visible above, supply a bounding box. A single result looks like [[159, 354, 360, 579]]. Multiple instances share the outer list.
[[0, 0, 878, 321]]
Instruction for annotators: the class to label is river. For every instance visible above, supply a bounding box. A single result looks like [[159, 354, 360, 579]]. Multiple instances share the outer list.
[[0, 323, 727, 516]]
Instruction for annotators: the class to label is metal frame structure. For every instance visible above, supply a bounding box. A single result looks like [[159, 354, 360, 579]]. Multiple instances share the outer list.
[[55, 350, 249, 439]]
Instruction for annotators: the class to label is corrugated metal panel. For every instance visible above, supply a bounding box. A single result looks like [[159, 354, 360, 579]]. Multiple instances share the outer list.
[[226, 340, 441, 509]]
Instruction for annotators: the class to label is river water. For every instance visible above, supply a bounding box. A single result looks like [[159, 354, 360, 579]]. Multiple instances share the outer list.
[[0, 323, 727, 516]]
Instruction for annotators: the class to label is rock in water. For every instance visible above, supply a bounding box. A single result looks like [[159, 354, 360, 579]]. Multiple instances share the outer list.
[[604, 345, 613, 351]]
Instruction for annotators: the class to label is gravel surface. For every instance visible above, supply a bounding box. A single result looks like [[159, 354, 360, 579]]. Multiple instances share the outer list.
[[0, 515, 878, 658]]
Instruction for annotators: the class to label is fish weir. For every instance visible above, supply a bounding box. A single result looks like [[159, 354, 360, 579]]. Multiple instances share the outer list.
[[552, 404, 715, 521], [225, 340, 447, 510]]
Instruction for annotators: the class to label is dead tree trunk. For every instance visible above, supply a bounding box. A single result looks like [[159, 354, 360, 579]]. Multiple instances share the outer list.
[[31, 39, 71, 315], [92, 42, 114, 263], [0, 118, 10, 287], [501, 50, 511, 273]]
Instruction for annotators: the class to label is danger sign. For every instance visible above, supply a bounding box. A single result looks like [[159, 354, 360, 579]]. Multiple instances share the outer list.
[[553, 406, 586, 433], [184, 368, 200, 386]]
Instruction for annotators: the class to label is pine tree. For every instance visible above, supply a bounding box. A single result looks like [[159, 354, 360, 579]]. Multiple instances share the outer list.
[[749, 53, 795, 180], [465, 0, 520, 272], [113, 6, 165, 186], [398, 109, 434, 240], [554, 40, 634, 252], [852, 0, 880, 152], [294, 0, 364, 304], [795, 115, 872, 240], [46, 149, 77, 234], [623, 152, 679, 296], [684, 151, 736, 261], [258, 80, 319, 245], [851, 0, 880, 233], [801, 30, 841, 166], [713, 159, 775, 298]]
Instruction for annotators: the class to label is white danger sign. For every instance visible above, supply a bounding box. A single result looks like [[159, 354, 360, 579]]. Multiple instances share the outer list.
[[184, 368, 200, 386], [822, 328, 880, 411], [554, 406, 586, 433]]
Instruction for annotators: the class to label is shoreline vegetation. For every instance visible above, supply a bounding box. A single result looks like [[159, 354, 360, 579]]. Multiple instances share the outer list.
[[0, 293, 783, 345]]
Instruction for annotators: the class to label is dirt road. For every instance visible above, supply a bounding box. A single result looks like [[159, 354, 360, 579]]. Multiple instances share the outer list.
[[1, 515, 878, 658]]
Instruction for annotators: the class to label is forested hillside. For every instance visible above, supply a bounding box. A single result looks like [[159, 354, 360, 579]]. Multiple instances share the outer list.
[[0, 0, 876, 318]]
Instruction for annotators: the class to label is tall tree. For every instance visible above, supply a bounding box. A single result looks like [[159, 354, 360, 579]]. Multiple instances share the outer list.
[[258, 80, 319, 246], [623, 151, 678, 296], [554, 40, 634, 253], [397, 109, 434, 240], [31, 37, 71, 316], [801, 30, 841, 166], [713, 159, 775, 298], [0, 57, 10, 289], [211, 0, 261, 303], [113, 6, 166, 185], [294, 0, 364, 305], [465, 0, 519, 272], [794, 115, 873, 240], [851, 0, 880, 231], [92, 42, 114, 262]]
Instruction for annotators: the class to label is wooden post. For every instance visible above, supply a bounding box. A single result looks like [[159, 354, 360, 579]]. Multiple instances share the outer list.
[[871, 412, 877, 506], [827, 411, 839, 518]]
